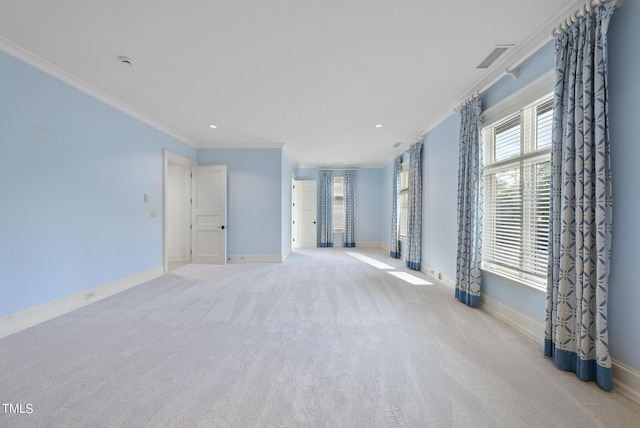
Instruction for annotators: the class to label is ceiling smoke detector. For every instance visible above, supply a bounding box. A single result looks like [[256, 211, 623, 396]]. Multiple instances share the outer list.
[[117, 55, 134, 66]]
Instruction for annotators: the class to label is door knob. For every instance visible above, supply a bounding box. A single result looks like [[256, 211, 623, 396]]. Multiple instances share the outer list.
[[219, 225, 225, 230]]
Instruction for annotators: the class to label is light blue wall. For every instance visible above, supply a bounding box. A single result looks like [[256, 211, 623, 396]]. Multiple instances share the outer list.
[[0, 50, 196, 317], [482, 41, 555, 111], [294, 168, 384, 245], [422, 114, 460, 278], [381, 161, 394, 248], [407, 6, 640, 374], [479, 41, 555, 324], [355, 169, 383, 243], [607, 1, 640, 371], [196, 148, 283, 257]]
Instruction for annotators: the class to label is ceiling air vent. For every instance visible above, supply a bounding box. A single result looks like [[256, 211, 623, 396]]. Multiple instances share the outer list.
[[476, 44, 514, 69]]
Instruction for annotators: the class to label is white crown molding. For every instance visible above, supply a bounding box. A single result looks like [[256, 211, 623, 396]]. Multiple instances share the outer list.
[[197, 142, 286, 150], [405, 0, 586, 148], [0, 35, 197, 148], [295, 161, 387, 169]]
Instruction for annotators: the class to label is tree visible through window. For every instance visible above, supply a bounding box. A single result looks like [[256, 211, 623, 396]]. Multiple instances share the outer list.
[[482, 95, 553, 285]]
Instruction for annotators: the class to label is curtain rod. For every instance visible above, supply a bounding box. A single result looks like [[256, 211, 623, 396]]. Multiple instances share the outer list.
[[454, 91, 481, 113], [552, 0, 621, 37]]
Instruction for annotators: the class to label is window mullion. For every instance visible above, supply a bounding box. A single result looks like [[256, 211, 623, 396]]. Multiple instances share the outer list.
[[482, 92, 553, 285]]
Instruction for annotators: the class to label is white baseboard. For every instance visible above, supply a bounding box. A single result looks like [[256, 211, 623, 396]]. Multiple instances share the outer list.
[[228, 254, 284, 263], [613, 359, 640, 405], [480, 293, 545, 344], [422, 264, 456, 289], [479, 293, 640, 405], [357, 241, 385, 249], [0, 266, 164, 340]]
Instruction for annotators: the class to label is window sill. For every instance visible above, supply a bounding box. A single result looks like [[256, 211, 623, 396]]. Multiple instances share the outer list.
[[481, 266, 546, 297]]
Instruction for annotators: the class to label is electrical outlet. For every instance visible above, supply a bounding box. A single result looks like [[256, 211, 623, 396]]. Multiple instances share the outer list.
[[85, 291, 95, 300]]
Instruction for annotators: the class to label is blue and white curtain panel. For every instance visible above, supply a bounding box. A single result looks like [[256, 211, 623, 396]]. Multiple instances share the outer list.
[[455, 97, 483, 307], [390, 156, 402, 258], [545, 2, 615, 391], [343, 169, 357, 248], [406, 142, 423, 271], [319, 169, 334, 247]]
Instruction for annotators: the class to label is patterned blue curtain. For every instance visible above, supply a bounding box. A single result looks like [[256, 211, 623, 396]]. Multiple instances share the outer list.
[[390, 156, 402, 258], [545, 2, 615, 391], [406, 142, 423, 270], [455, 98, 483, 307], [343, 170, 357, 247], [319, 169, 334, 247]]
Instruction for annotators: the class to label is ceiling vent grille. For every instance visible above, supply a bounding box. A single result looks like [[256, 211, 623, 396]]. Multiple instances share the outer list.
[[476, 45, 514, 69]]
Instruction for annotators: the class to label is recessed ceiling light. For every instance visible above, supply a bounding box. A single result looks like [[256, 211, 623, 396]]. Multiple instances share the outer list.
[[208, 124, 218, 129], [374, 124, 383, 128]]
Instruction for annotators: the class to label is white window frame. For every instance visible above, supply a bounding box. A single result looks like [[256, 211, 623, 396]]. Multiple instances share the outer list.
[[481, 70, 554, 293], [398, 162, 409, 241]]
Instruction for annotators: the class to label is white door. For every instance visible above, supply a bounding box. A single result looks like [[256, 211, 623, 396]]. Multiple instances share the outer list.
[[293, 180, 317, 248], [191, 165, 227, 264]]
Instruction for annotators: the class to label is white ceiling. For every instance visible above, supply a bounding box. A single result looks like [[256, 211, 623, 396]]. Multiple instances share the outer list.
[[0, 0, 579, 167]]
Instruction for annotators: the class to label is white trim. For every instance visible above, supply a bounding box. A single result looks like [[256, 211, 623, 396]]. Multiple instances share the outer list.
[[228, 254, 285, 263], [479, 293, 640, 405], [480, 293, 545, 343], [613, 360, 640, 406], [422, 264, 456, 289], [355, 242, 386, 249], [163, 150, 198, 273], [0, 36, 196, 148], [481, 69, 555, 125], [0, 267, 164, 340], [405, 1, 579, 147], [282, 248, 292, 262], [164, 149, 197, 167], [482, 267, 546, 297], [197, 142, 286, 150]]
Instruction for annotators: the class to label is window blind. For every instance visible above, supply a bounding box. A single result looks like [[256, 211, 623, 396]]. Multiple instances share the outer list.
[[483, 95, 552, 282]]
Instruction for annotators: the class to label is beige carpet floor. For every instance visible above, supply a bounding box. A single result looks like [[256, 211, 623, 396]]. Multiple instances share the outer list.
[[1, 248, 639, 427]]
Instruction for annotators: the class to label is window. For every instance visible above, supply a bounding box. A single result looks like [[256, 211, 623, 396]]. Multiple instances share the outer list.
[[482, 95, 553, 288], [398, 163, 409, 240], [333, 176, 345, 233]]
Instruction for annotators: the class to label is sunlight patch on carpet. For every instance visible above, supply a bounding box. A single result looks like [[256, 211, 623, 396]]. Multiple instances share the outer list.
[[345, 252, 394, 270], [388, 271, 432, 286]]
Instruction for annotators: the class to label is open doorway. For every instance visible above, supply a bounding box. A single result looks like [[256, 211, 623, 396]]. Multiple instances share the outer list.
[[164, 150, 196, 272], [163, 150, 228, 272]]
